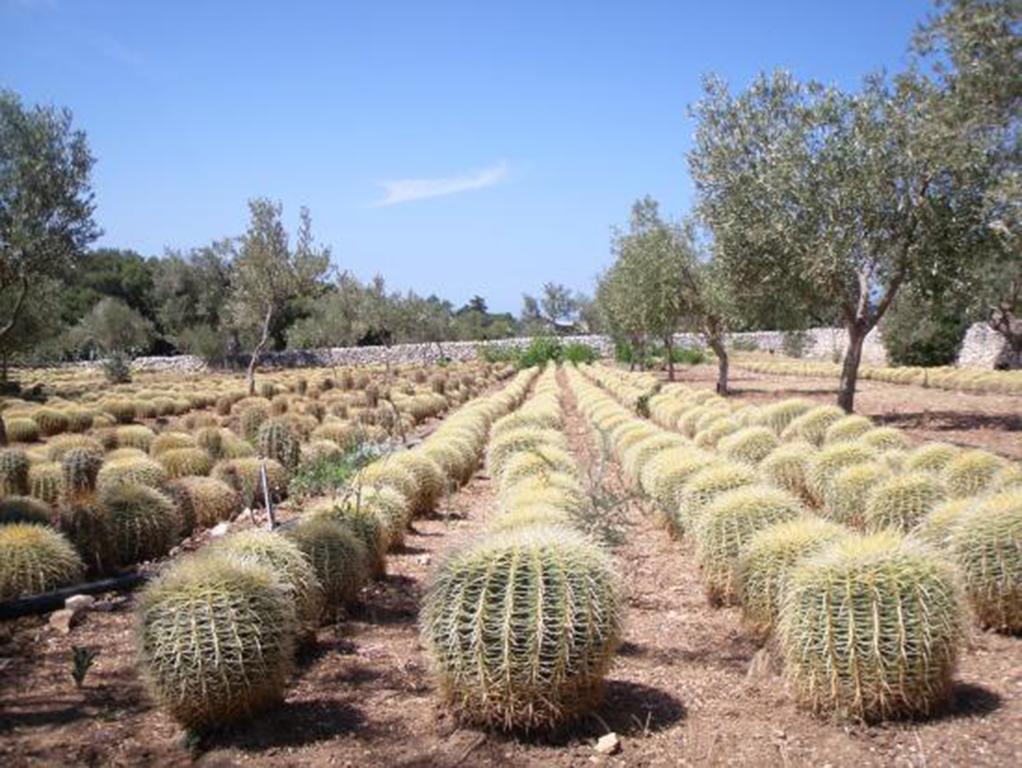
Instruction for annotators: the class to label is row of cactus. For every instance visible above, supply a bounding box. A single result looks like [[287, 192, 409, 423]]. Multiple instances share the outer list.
[[734, 356, 1022, 396], [574, 363, 976, 722], [422, 367, 623, 732], [132, 365, 536, 734]]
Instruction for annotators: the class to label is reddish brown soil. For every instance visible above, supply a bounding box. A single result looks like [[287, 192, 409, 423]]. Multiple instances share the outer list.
[[655, 363, 1022, 461], [1, 372, 1020, 767]]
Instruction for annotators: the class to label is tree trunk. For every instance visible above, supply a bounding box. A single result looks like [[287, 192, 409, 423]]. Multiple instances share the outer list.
[[837, 322, 868, 413], [0, 411, 6, 447], [664, 336, 675, 381], [708, 337, 729, 395], [0, 276, 29, 345], [246, 307, 274, 396], [989, 283, 1022, 370]]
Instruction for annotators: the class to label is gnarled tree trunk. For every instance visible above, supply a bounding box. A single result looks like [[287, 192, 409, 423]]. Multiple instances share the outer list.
[[664, 335, 675, 381], [838, 321, 868, 413], [990, 280, 1022, 370]]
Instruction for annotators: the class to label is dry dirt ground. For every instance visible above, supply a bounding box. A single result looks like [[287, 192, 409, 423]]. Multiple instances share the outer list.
[[656, 363, 1022, 461], [1, 371, 1020, 767]]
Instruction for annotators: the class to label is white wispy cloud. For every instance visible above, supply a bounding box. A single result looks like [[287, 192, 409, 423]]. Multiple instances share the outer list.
[[373, 161, 508, 206]]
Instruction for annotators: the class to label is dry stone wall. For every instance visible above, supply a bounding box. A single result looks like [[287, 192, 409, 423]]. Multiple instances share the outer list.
[[69, 322, 1006, 374]]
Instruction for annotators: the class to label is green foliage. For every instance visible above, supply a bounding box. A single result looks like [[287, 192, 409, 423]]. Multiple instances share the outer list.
[[287, 445, 369, 500], [562, 341, 599, 364], [70, 646, 98, 689], [781, 329, 812, 358], [0, 523, 84, 600], [136, 556, 296, 731], [779, 531, 965, 721], [670, 346, 709, 365], [1, 89, 98, 353], [881, 286, 971, 367], [420, 526, 622, 730], [516, 336, 563, 368]]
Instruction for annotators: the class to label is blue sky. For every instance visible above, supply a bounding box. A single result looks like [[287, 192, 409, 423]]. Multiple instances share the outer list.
[[2, 0, 933, 313]]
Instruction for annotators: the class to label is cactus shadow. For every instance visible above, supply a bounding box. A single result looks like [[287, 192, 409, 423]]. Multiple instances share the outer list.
[[595, 678, 687, 735], [214, 698, 366, 751], [943, 682, 1002, 720]]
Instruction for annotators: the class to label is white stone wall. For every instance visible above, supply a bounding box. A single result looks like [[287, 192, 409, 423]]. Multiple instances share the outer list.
[[64, 322, 1005, 374]]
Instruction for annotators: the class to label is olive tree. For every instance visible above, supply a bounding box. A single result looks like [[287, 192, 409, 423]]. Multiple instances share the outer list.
[[0, 90, 98, 347], [229, 199, 330, 394], [690, 69, 989, 411]]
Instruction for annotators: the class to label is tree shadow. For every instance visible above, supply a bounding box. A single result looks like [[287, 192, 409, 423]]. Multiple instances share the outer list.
[[874, 411, 1022, 433]]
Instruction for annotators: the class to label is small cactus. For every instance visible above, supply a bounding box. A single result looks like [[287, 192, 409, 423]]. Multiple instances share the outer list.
[[856, 427, 910, 452], [823, 414, 873, 445], [806, 442, 873, 505], [717, 426, 780, 467], [32, 408, 70, 437], [736, 516, 849, 635], [904, 443, 960, 475], [864, 472, 948, 532], [695, 485, 806, 605], [0, 448, 30, 496], [823, 462, 893, 528], [946, 491, 1022, 632], [911, 498, 973, 549], [3, 417, 40, 443], [759, 441, 815, 501], [780, 405, 845, 446], [99, 484, 180, 568], [0, 524, 85, 600], [0, 496, 54, 526], [305, 498, 388, 578], [157, 447, 213, 479], [943, 450, 1007, 498], [754, 398, 813, 435], [256, 420, 300, 472], [165, 476, 241, 532], [421, 526, 622, 730], [675, 462, 757, 536], [60, 448, 102, 503], [216, 529, 324, 640], [286, 517, 369, 610], [136, 556, 296, 731], [149, 431, 197, 457], [778, 531, 965, 721]]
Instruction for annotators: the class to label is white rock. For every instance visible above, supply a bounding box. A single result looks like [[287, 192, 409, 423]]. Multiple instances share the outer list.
[[64, 594, 95, 613], [594, 733, 620, 755], [209, 522, 230, 538]]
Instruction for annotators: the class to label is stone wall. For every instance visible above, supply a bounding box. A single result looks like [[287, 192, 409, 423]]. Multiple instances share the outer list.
[[73, 322, 1004, 374]]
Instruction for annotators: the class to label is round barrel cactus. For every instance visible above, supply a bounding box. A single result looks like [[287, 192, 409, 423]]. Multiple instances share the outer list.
[[305, 498, 387, 578], [675, 462, 757, 536], [718, 426, 780, 467], [256, 420, 300, 472], [421, 526, 622, 730], [165, 476, 240, 532], [944, 450, 1007, 498], [778, 531, 965, 721], [823, 462, 892, 528], [754, 398, 813, 435], [806, 443, 873, 505], [136, 556, 296, 731], [0, 524, 84, 600], [864, 472, 947, 532], [99, 484, 180, 568], [0, 496, 54, 526], [857, 427, 910, 452], [736, 516, 849, 636], [780, 405, 845, 447], [640, 448, 712, 524], [0, 448, 30, 497], [911, 498, 973, 549], [96, 456, 169, 494], [823, 414, 874, 445], [904, 443, 960, 475], [158, 447, 213, 479], [759, 441, 815, 501], [216, 529, 324, 640], [286, 518, 369, 610], [946, 491, 1022, 632], [695, 485, 806, 605], [391, 451, 447, 514], [4, 416, 40, 443], [60, 448, 102, 503]]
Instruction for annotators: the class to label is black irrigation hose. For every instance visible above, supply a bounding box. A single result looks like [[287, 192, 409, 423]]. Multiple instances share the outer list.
[[0, 571, 149, 620]]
